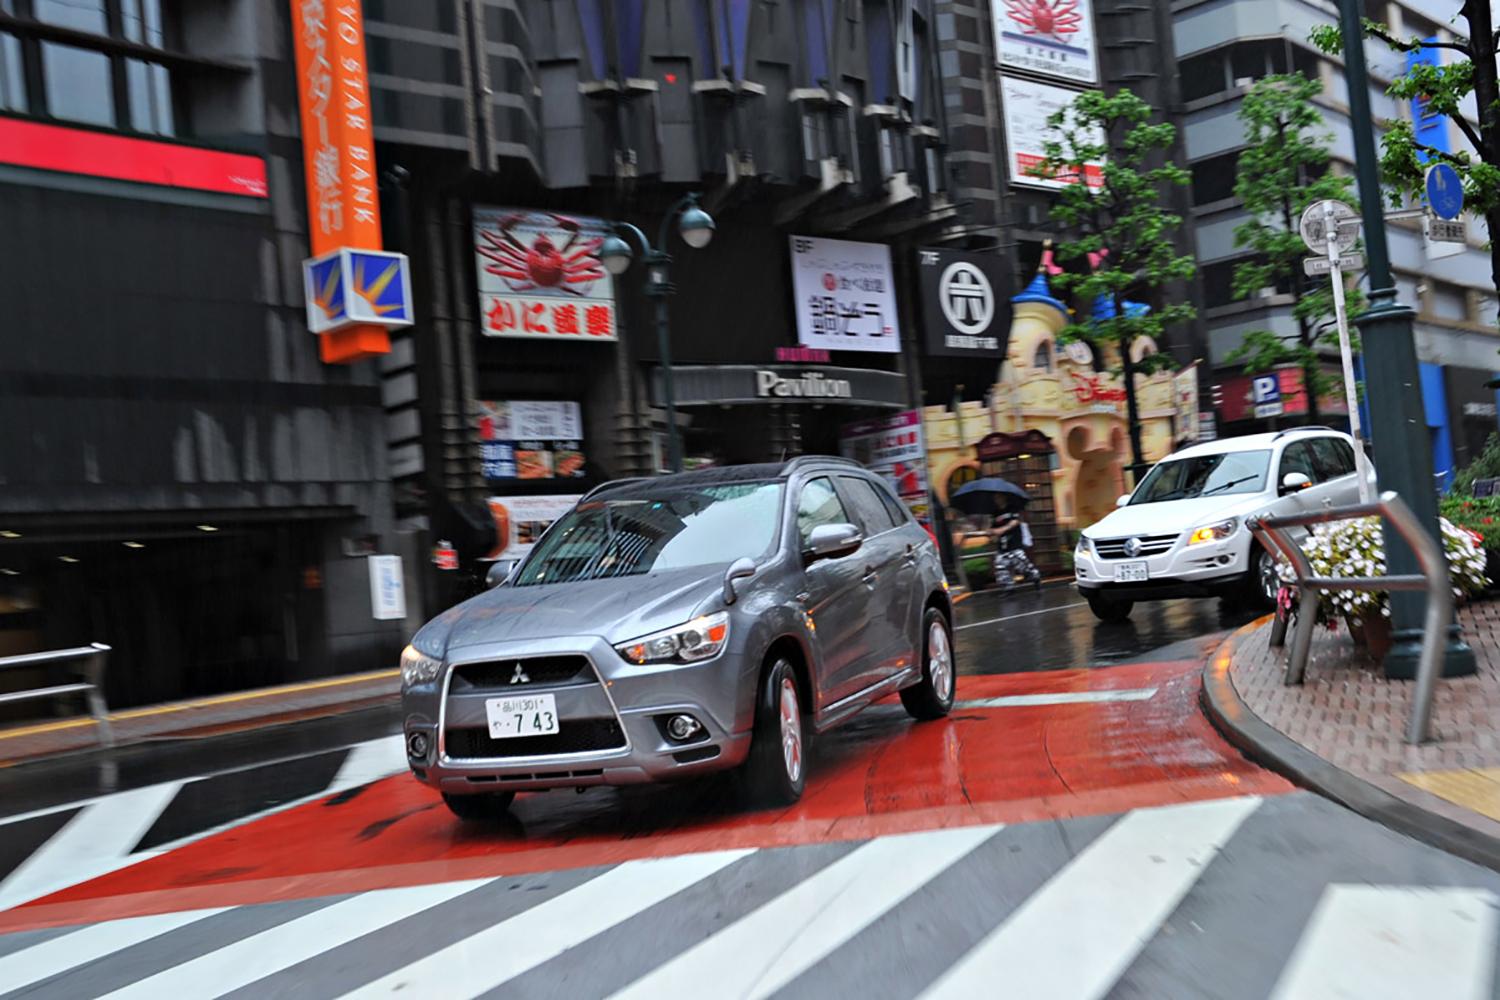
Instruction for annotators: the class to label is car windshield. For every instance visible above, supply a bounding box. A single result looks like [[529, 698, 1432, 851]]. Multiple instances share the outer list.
[[1130, 450, 1272, 504], [511, 481, 783, 586]]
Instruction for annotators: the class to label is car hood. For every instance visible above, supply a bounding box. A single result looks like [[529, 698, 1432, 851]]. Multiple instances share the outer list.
[[417, 565, 728, 653], [1082, 492, 1270, 539]]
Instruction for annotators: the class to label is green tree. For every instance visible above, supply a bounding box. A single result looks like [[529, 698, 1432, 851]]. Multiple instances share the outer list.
[[1227, 73, 1365, 421], [1034, 89, 1197, 480], [1311, 4, 1500, 304]]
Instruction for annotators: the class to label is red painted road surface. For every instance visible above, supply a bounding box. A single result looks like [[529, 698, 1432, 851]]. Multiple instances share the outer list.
[[2, 659, 1290, 932]]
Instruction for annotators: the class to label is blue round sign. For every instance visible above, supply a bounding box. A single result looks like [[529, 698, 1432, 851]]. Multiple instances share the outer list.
[[1426, 163, 1464, 220]]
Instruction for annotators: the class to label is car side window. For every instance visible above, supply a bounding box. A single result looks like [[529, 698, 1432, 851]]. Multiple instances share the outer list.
[[1309, 437, 1352, 480], [1334, 439, 1357, 476], [797, 476, 851, 548], [872, 479, 913, 525], [838, 475, 897, 535], [1278, 441, 1319, 485]]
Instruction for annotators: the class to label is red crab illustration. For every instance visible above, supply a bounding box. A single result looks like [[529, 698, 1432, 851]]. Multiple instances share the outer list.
[[1002, 0, 1082, 41], [477, 213, 606, 295]]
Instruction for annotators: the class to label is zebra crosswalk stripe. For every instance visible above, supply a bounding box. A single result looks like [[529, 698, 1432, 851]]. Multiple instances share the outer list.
[[920, 795, 1262, 1000], [0, 907, 228, 994]]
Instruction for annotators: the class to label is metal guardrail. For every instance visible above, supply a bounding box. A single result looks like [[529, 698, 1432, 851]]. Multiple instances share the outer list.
[[0, 643, 113, 747], [1246, 491, 1450, 745]]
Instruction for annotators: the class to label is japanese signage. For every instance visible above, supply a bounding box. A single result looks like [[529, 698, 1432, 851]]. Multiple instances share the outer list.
[[1173, 363, 1200, 444], [477, 401, 586, 480], [366, 555, 405, 620], [917, 247, 1012, 358], [1001, 77, 1104, 190], [995, 0, 1098, 84], [473, 207, 618, 341], [840, 410, 933, 528], [1217, 367, 1349, 424], [485, 495, 582, 562], [290, 0, 401, 363], [789, 236, 901, 354]]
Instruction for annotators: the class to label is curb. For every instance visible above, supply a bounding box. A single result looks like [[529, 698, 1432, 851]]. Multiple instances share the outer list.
[[1200, 618, 1500, 874]]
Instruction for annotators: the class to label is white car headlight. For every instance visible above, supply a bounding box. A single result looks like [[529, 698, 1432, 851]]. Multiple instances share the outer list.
[[1076, 536, 1093, 556], [615, 612, 730, 665], [400, 644, 443, 686], [1188, 517, 1239, 546]]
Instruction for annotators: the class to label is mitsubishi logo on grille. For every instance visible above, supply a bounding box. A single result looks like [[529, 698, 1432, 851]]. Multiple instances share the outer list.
[[509, 663, 531, 685], [1123, 537, 1142, 558]]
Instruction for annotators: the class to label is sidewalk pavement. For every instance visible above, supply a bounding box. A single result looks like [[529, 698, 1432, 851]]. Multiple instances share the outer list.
[[0, 669, 399, 766], [1204, 601, 1500, 871]]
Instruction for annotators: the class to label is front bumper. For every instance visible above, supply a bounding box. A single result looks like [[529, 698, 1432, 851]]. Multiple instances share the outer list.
[[1074, 530, 1250, 601], [401, 633, 755, 795]]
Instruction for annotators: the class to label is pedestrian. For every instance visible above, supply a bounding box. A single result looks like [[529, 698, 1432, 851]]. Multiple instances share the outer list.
[[991, 510, 1042, 593]]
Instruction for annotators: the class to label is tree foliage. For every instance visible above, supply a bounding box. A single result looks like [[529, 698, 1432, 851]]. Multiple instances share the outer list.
[[1310, 3, 1500, 301], [1227, 73, 1365, 414], [1033, 89, 1197, 474]]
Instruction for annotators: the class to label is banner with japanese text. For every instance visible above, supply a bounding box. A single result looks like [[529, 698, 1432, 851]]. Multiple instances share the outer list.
[[840, 410, 933, 529], [790, 235, 902, 353], [473, 207, 618, 341]]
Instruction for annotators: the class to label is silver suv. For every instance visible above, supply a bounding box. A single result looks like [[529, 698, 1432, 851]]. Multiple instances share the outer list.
[[400, 457, 955, 820]]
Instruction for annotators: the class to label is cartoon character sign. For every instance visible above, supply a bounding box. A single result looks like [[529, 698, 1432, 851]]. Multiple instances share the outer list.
[[472, 207, 619, 341], [1001, 0, 1083, 42], [476, 213, 606, 295]]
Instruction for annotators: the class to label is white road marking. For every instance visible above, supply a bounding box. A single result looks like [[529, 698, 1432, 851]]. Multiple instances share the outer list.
[[0, 907, 227, 993], [956, 687, 1158, 709], [608, 824, 1001, 1000], [1270, 885, 1499, 1000], [0, 782, 183, 910], [98, 879, 493, 999], [326, 736, 408, 795], [920, 795, 1261, 1000], [955, 602, 1088, 630], [340, 849, 754, 999]]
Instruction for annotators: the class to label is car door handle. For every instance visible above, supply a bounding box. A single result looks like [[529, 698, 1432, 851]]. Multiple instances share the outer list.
[[862, 566, 878, 584], [902, 543, 918, 564], [1321, 496, 1334, 508]]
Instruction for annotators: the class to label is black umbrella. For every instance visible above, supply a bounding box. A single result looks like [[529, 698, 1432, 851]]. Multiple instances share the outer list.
[[949, 478, 1031, 517]]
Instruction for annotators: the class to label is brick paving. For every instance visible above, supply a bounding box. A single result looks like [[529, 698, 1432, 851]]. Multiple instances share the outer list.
[[1228, 600, 1500, 840], [0, 669, 398, 765]]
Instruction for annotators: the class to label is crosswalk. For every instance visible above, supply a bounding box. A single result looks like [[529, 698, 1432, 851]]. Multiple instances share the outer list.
[[2, 792, 1496, 999]]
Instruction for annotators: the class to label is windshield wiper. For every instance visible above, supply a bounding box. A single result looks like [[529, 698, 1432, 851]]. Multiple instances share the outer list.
[[1201, 475, 1258, 496]]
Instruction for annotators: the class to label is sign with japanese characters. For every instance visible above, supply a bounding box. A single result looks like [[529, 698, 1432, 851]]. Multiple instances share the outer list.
[[917, 247, 1012, 358], [366, 555, 406, 620], [485, 495, 582, 562], [1001, 77, 1104, 190], [789, 236, 902, 354], [995, 0, 1098, 84], [473, 207, 618, 341], [477, 400, 586, 480], [840, 410, 932, 528]]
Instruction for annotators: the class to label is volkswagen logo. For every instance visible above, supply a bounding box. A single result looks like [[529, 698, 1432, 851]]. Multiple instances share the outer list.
[[1123, 537, 1142, 558], [508, 663, 531, 685], [937, 261, 994, 335]]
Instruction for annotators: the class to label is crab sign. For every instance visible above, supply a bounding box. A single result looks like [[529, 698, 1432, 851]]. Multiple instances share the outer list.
[[1002, 0, 1083, 41], [476, 213, 606, 295]]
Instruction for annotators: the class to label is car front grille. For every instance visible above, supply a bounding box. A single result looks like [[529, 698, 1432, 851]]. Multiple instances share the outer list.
[[450, 655, 592, 691], [1093, 533, 1179, 560], [444, 718, 627, 759]]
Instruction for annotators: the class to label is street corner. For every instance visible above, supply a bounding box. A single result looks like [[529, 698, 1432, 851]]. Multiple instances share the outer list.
[[2, 657, 1290, 932]]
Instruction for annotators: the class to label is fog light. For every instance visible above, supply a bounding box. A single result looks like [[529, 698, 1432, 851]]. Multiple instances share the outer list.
[[666, 714, 703, 741], [407, 731, 430, 759]]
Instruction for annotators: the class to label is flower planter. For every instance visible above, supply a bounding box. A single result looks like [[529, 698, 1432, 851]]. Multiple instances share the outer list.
[[1361, 613, 1392, 661], [1344, 615, 1365, 648]]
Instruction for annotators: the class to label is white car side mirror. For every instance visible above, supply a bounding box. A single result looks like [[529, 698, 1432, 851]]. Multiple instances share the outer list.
[[1116, 494, 1131, 508], [1281, 471, 1312, 494]]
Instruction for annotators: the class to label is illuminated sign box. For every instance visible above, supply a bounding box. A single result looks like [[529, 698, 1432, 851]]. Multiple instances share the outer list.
[[303, 247, 414, 334]]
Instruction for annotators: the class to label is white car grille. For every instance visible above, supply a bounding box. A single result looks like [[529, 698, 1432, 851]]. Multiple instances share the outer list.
[[1093, 533, 1179, 560]]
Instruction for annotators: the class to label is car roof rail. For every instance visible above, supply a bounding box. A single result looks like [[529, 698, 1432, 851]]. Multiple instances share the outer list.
[[579, 477, 648, 501], [781, 455, 865, 474], [1272, 425, 1336, 441]]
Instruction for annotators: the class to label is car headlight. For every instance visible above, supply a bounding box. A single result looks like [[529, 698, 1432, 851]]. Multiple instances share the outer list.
[[1076, 536, 1093, 556], [1188, 517, 1239, 545], [400, 644, 443, 686], [615, 612, 730, 665]]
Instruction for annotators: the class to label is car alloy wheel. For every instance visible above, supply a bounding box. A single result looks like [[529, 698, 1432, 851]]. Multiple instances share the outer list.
[[779, 677, 802, 784], [1258, 548, 1279, 604], [928, 619, 953, 703]]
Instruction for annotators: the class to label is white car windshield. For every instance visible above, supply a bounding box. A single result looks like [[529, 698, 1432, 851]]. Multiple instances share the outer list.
[[1130, 450, 1272, 504]]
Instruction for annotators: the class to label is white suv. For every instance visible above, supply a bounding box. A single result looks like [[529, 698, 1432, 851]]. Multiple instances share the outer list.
[[1074, 428, 1372, 622]]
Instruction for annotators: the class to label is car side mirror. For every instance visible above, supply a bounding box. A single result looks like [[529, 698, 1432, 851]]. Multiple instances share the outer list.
[[1280, 471, 1312, 495], [1116, 494, 1131, 508], [485, 559, 519, 588], [723, 557, 757, 605], [805, 523, 863, 561]]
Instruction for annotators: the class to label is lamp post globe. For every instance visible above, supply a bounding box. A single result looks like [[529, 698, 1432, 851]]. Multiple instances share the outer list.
[[678, 205, 715, 249], [599, 234, 634, 276]]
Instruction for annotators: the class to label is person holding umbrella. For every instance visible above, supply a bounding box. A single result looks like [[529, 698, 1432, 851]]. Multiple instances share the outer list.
[[950, 478, 1042, 593]]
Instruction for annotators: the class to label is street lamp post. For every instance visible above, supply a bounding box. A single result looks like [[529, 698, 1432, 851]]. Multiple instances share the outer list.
[[600, 194, 715, 475], [1336, 0, 1474, 678]]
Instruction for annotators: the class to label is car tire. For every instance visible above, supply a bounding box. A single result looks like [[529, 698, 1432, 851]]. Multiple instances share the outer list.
[[742, 658, 807, 807], [1086, 593, 1133, 623], [1242, 545, 1279, 610], [900, 608, 956, 721], [441, 791, 516, 821]]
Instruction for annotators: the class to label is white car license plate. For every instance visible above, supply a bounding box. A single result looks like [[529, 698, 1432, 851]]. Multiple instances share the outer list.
[[484, 694, 559, 739], [1114, 561, 1148, 583]]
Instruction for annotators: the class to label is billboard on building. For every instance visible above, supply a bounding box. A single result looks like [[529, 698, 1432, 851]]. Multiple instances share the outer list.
[[477, 400, 586, 480], [840, 410, 932, 528], [917, 247, 1013, 358], [994, 0, 1099, 84], [484, 495, 582, 562], [789, 235, 902, 354], [1001, 77, 1104, 190], [473, 208, 618, 341]]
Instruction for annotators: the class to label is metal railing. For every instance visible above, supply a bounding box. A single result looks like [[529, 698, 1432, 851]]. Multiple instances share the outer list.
[[0, 643, 113, 747], [1246, 491, 1450, 745]]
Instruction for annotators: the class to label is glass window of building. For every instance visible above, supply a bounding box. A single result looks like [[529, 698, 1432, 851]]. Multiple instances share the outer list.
[[0, 29, 22, 112], [35, 0, 108, 32], [43, 43, 117, 127], [1032, 340, 1054, 372]]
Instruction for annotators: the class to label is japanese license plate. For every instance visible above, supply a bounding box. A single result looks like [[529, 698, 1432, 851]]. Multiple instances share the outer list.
[[1114, 561, 1148, 583], [484, 694, 559, 739]]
